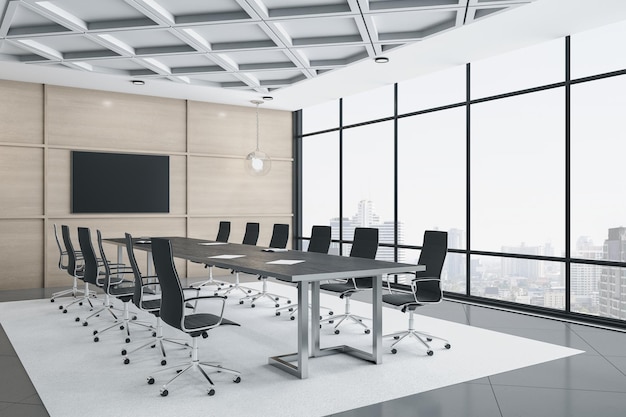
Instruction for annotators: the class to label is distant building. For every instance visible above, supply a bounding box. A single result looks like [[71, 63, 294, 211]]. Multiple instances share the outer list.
[[598, 227, 626, 319]]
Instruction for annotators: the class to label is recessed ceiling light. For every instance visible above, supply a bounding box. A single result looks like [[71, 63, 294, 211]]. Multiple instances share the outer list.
[[131, 80, 145, 86], [262, 96, 273, 101], [374, 56, 389, 64]]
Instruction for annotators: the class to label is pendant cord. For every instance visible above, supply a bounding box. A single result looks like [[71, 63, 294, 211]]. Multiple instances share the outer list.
[[255, 103, 260, 151]]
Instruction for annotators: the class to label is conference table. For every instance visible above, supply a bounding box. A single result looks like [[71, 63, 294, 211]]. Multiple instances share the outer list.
[[106, 236, 424, 379]]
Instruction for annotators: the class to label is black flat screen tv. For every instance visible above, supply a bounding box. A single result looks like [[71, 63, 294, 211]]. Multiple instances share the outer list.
[[71, 151, 170, 213]]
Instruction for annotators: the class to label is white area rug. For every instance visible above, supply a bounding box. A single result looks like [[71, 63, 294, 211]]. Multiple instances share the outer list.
[[0, 282, 582, 417]]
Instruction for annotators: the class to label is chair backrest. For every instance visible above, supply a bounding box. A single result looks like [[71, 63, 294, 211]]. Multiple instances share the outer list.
[[242, 222, 260, 245], [414, 230, 448, 303], [268, 223, 289, 249], [125, 233, 145, 308], [216, 221, 231, 243], [151, 238, 184, 331], [416, 231, 448, 279], [61, 225, 81, 278], [350, 227, 379, 259], [308, 225, 331, 254], [77, 227, 99, 286], [53, 223, 68, 270], [350, 227, 379, 287]]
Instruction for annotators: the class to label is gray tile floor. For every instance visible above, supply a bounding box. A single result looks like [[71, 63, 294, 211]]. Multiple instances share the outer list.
[[2, 286, 626, 417]]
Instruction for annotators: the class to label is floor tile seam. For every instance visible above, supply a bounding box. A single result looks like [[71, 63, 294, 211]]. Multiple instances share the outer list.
[[486, 376, 505, 417], [569, 328, 615, 358], [488, 382, 626, 394]]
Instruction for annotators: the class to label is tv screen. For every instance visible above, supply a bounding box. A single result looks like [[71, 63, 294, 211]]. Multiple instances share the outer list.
[[71, 151, 169, 213]]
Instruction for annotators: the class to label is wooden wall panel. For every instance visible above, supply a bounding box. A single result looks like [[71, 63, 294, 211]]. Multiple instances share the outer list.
[[45, 86, 187, 153], [188, 156, 292, 215], [0, 80, 43, 144], [0, 147, 43, 216], [188, 101, 292, 158], [0, 220, 43, 290], [45, 218, 187, 287]]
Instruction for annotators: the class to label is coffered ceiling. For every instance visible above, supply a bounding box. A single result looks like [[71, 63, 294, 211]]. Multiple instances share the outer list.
[[1, 0, 626, 110]]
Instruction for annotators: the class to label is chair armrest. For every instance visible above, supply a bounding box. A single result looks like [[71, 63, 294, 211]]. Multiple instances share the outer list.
[[182, 295, 227, 329], [411, 278, 442, 303]]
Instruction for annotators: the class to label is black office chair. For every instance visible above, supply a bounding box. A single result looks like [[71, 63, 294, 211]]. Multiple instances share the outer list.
[[383, 230, 451, 356], [190, 221, 231, 290], [75, 227, 129, 327], [319, 227, 379, 334], [91, 229, 152, 343], [147, 238, 241, 397], [275, 225, 333, 319], [58, 225, 94, 314], [121, 233, 191, 366], [51, 223, 87, 304], [240, 223, 290, 308], [220, 222, 259, 297]]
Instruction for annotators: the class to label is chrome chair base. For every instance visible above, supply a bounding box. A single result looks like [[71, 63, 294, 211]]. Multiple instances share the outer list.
[[122, 317, 191, 366], [320, 295, 370, 334], [217, 272, 256, 298], [92, 301, 153, 343], [147, 338, 241, 397], [383, 310, 451, 356], [239, 277, 289, 308], [275, 303, 333, 320]]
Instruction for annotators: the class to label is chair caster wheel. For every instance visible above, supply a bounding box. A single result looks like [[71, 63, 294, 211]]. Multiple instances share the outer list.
[[233, 376, 241, 383], [124, 358, 130, 365], [239, 301, 244, 305], [63, 309, 67, 313], [391, 348, 397, 354], [93, 330, 98, 336], [445, 344, 451, 349], [334, 329, 340, 335], [247, 290, 252, 293], [152, 332, 157, 337], [275, 312, 280, 316], [121, 349, 127, 356], [393, 336, 400, 340], [288, 308, 293, 312], [207, 388, 215, 396], [58, 305, 62, 310], [251, 304, 255, 308], [125, 338, 131, 343], [151, 345, 156, 349], [328, 320, 334, 324], [147, 377, 155, 385], [120, 325, 125, 330], [364, 329, 370, 334], [427, 350, 434, 356], [427, 337, 433, 342], [79, 302, 83, 306], [287, 300, 291, 304], [274, 304, 279, 308], [290, 316, 295, 321], [51, 299, 55, 303], [75, 317, 80, 322], [274, 297, 280, 301], [82, 321, 88, 326], [328, 311, 334, 316], [94, 337, 99, 342], [160, 389, 168, 397], [161, 360, 167, 366]]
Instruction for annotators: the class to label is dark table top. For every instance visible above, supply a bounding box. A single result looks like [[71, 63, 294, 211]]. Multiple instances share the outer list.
[[105, 236, 423, 283]]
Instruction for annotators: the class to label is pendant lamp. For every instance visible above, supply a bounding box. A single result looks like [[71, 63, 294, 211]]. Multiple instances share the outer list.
[[244, 100, 271, 176]]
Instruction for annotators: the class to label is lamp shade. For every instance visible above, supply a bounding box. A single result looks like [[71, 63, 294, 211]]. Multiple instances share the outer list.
[[245, 149, 271, 176]]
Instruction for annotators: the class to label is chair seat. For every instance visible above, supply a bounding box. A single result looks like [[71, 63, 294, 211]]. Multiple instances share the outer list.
[[141, 298, 161, 312], [320, 282, 356, 293], [382, 293, 420, 309], [184, 314, 239, 337]]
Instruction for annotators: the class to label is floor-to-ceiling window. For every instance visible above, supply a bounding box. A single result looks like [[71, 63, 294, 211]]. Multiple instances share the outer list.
[[296, 19, 626, 326]]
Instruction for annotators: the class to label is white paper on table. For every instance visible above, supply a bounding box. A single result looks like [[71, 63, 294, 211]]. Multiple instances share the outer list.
[[198, 242, 228, 246], [208, 254, 246, 259], [266, 259, 305, 265]]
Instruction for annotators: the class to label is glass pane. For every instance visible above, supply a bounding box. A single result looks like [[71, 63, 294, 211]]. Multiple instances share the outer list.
[[470, 255, 565, 309], [571, 20, 626, 80], [570, 263, 602, 316], [471, 38, 564, 99], [400, 248, 467, 294], [342, 121, 395, 246], [398, 65, 466, 114], [470, 88, 565, 255], [597, 266, 626, 320], [571, 75, 626, 262], [398, 107, 466, 249], [301, 99, 340, 134], [302, 132, 339, 240], [342, 84, 394, 126]]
